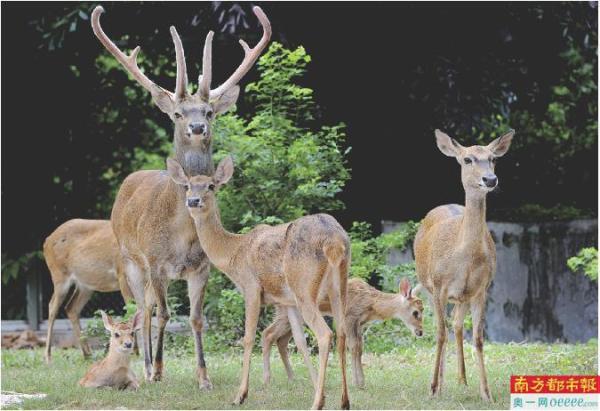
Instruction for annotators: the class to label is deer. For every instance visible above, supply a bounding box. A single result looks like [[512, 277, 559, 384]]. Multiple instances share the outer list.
[[167, 156, 350, 410], [261, 277, 424, 389], [43, 219, 135, 364], [413, 129, 515, 401], [79, 310, 142, 390], [91, 5, 270, 388]]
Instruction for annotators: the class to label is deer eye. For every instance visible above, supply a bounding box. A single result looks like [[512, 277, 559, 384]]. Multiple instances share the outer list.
[[206, 110, 213, 119], [183, 184, 189, 191], [114, 332, 120, 338], [412, 311, 419, 319], [464, 157, 472, 165], [208, 183, 215, 191], [174, 112, 183, 119], [130, 332, 135, 337], [491, 157, 497, 164]]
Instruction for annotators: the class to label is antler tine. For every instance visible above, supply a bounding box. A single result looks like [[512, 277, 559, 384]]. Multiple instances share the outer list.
[[208, 6, 272, 99], [197, 31, 214, 100], [170, 26, 189, 99], [91, 6, 164, 96]]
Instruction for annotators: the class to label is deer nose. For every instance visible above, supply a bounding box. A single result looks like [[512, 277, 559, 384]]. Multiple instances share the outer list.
[[482, 175, 497, 188], [189, 122, 206, 135], [187, 197, 201, 208], [124, 342, 133, 349]]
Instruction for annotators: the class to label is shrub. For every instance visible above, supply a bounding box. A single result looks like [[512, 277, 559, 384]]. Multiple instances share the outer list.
[[567, 247, 598, 281]]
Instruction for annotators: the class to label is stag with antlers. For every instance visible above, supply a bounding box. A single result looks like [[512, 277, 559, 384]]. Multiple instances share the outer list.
[[91, 5, 271, 388]]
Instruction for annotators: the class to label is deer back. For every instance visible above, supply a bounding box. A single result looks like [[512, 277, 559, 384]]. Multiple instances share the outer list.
[[44, 219, 120, 292]]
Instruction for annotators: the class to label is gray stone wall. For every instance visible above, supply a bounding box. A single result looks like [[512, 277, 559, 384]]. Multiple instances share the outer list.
[[382, 219, 598, 343]]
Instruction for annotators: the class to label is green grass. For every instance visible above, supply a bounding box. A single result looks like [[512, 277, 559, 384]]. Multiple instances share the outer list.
[[1, 341, 597, 409]]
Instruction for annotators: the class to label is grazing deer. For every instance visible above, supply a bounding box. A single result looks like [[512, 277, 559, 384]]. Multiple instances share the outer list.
[[79, 311, 141, 390], [167, 156, 350, 410], [91, 5, 270, 387], [43, 219, 134, 363], [414, 129, 514, 401], [262, 277, 424, 388]]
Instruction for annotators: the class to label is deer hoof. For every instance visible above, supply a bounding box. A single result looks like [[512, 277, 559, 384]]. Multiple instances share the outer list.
[[199, 378, 213, 391], [232, 391, 247, 406]]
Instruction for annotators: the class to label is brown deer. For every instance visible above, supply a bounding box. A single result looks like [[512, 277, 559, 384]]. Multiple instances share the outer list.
[[414, 129, 514, 401], [262, 277, 424, 388], [79, 311, 141, 390], [167, 156, 350, 410], [91, 5, 270, 387], [43, 219, 134, 363]]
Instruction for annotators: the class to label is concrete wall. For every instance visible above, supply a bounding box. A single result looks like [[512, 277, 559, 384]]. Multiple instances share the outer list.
[[382, 219, 598, 343]]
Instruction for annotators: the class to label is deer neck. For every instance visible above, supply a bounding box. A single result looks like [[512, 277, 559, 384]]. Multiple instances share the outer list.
[[174, 125, 214, 177], [192, 206, 243, 275], [372, 292, 400, 320], [459, 192, 488, 248], [106, 346, 131, 368]]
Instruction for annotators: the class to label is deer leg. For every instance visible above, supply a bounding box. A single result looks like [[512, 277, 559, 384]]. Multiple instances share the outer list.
[[64, 286, 94, 358], [327, 272, 350, 410], [45, 280, 71, 364], [117, 265, 139, 355], [297, 301, 332, 410], [124, 259, 153, 381], [471, 295, 492, 402], [453, 302, 470, 385], [288, 306, 318, 389], [276, 330, 295, 382], [188, 263, 212, 390], [150, 279, 169, 382], [430, 293, 447, 397], [347, 322, 365, 388], [261, 310, 292, 385], [232, 287, 261, 406]]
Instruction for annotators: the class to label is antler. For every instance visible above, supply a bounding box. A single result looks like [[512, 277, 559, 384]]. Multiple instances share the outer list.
[[91, 6, 188, 100], [197, 31, 214, 101], [92, 5, 270, 103], [206, 6, 272, 99]]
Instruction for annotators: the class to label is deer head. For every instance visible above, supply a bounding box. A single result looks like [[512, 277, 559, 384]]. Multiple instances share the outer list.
[[393, 278, 424, 337], [166, 155, 234, 216], [435, 129, 515, 197], [100, 310, 142, 355], [91, 6, 271, 153]]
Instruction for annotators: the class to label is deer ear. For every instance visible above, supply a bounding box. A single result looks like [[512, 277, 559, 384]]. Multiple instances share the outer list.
[[487, 129, 515, 157], [166, 157, 188, 186], [435, 129, 463, 158], [151, 87, 176, 115], [100, 310, 114, 331], [212, 86, 240, 115], [214, 156, 234, 187], [130, 311, 143, 331], [399, 278, 411, 299]]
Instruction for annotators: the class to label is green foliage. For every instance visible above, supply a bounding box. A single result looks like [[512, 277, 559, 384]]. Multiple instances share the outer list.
[[501, 203, 592, 222], [213, 42, 350, 231], [1, 251, 43, 285], [349, 221, 419, 292], [567, 247, 598, 281]]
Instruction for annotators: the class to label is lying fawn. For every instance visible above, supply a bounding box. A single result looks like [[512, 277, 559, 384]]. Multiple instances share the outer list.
[[79, 311, 142, 390], [262, 277, 424, 388], [167, 156, 350, 410], [414, 129, 514, 401], [44, 219, 134, 363]]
